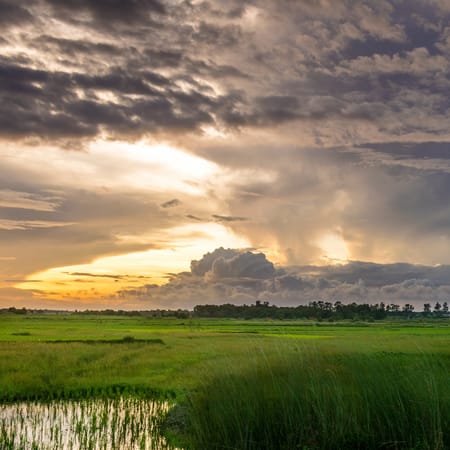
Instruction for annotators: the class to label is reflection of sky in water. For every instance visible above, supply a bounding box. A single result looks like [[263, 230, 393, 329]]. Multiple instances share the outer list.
[[0, 398, 180, 450]]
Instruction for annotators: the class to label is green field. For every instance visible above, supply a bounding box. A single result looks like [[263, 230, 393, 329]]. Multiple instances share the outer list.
[[0, 314, 449, 449]]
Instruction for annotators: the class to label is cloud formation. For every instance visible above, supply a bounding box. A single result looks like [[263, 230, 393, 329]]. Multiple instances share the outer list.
[[0, 0, 448, 143], [118, 248, 450, 309], [191, 247, 275, 280], [118, 248, 450, 310], [1, 1, 450, 309], [45, 0, 167, 23]]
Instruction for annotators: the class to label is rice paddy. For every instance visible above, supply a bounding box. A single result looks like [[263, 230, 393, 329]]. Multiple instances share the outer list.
[[0, 314, 449, 449], [0, 398, 177, 450]]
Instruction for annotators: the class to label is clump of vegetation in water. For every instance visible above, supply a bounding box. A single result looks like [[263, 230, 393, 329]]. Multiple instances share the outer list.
[[173, 349, 449, 450], [0, 397, 179, 450]]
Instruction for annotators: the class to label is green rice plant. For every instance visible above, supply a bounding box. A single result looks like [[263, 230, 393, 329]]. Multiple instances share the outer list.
[[0, 398, 179, 450], [173, 348, 450, 450]]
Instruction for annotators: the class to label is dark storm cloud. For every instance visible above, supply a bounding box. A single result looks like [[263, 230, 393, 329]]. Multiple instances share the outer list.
[[190, 22, 242, 47], [0, 1, 34, 27], [0, 63, 95, 138], [253, 95, 300, 123], [143, 49, 184, 68], [298, 261, 450, 288], [2, 0, 449, 140], [0, 60, 224, 138], [355, 142, 450, 162], [35, 36, 122, 59], [183, 58, 250, 80], [72, 69, 171, 92], [44, 0, 166, 24]]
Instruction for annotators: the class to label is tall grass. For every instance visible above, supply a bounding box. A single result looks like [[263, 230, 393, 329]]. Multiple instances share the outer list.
[[174, 349, 449, 449]]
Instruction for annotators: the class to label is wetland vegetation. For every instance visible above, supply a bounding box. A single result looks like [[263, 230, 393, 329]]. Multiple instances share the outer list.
[[0, 313, 449, 449], [175, 351, 449, 449], [0, 398, 176, 450]]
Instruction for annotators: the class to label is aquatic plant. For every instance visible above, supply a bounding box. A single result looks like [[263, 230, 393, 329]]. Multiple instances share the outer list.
[[0, 397, 180, 450]]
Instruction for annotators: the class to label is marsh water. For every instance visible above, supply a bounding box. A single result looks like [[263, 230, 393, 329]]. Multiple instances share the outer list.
[[0, 397, 179, 449]]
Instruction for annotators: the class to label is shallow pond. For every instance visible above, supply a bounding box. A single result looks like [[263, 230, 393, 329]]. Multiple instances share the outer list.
[[0, 397, 180, 449]]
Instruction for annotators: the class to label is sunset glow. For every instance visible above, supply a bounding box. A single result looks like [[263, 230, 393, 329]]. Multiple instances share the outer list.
[[1, 1, 450, 310], [317, 232, 350, 264], [18, 223, 251, 300]]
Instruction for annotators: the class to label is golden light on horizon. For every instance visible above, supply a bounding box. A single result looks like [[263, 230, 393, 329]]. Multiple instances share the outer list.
[[17, 223, 251, 300]]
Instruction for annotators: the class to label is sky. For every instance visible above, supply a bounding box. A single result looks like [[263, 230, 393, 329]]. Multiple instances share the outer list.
[[1, 0, 450, 310]]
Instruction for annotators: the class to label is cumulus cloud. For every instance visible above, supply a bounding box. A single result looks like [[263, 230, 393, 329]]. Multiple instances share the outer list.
[[117, 248, 450, 310], [206, 250, 275, 280], [190, 248, 242, 276]]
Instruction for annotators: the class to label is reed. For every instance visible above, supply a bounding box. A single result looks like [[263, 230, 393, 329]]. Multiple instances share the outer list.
[[175, 349, 450, 449]]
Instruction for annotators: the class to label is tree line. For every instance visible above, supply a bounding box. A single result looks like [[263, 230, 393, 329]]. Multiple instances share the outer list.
[[193, 300, 449, 320], [2, 301, 449, 320]]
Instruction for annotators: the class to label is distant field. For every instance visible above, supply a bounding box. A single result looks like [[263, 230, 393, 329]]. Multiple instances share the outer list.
[[0, 314, 449, 402]]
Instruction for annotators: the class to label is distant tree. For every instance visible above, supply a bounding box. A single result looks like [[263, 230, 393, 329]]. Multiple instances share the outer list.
[[434, 302, 441, 312], [388, 304, 400, 314], [401, 304, 414, 319], [443, 302, 449, 313], [423, 303, 431, 316], [8, 307, 27, 315]]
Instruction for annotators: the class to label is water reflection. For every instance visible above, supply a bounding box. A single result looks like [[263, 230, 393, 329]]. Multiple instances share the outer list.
[[0, 397, 180, 450]]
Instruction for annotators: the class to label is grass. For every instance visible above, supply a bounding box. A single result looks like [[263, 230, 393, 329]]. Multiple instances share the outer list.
[[173, 349, 449, 449], [0, 314, 449, 449]]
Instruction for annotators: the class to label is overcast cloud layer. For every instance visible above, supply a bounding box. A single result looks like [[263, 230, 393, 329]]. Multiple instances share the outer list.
[[1, 0, 450, 309]]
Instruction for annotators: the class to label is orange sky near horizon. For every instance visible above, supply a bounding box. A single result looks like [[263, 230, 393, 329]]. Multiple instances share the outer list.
[[1, 0, 450, 310]]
